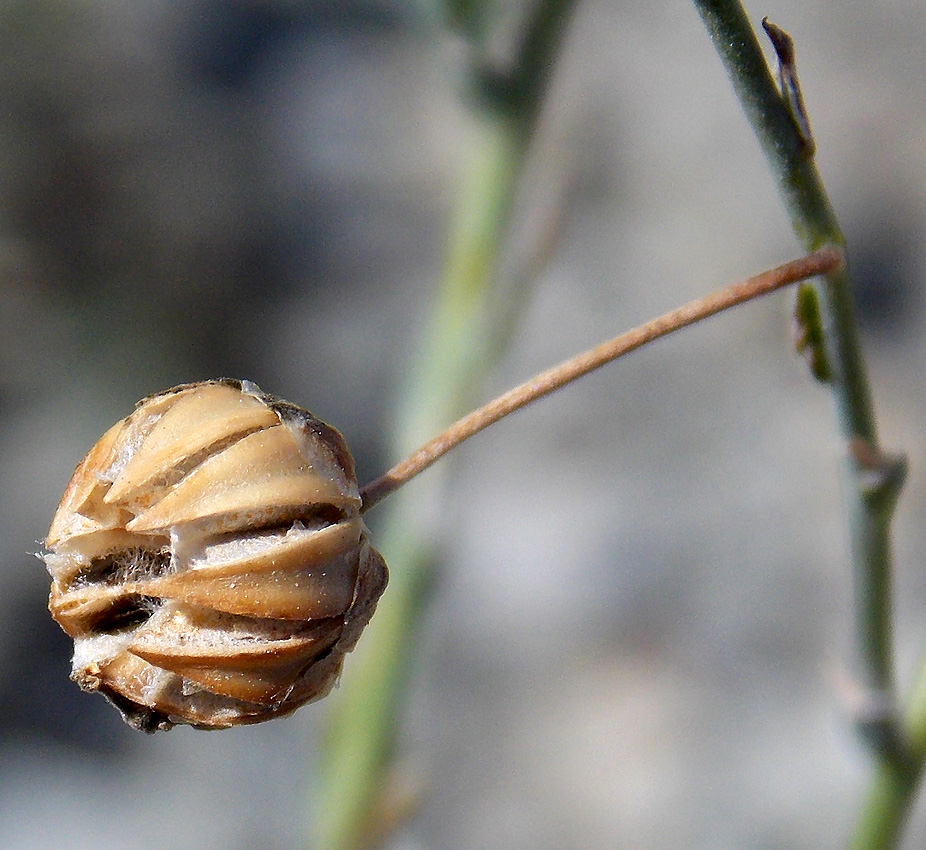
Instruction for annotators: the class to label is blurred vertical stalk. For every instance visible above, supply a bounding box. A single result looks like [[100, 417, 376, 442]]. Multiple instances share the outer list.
[[311, 2, 577, 848], [691, 2, 915, 848]]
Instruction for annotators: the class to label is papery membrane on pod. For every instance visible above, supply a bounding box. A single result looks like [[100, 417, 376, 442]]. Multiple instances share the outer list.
[[43, 379, 387, 731]]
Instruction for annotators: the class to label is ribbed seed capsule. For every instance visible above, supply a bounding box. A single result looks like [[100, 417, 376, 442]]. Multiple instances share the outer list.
[[43, 380, 387, 731]]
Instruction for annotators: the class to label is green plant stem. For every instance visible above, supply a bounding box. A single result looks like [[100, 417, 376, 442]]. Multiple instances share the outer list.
[[311, 113, 523, 850], [849, 657, 926, 850], [311, 3, 577, 848], [691, 1, 913, 846]]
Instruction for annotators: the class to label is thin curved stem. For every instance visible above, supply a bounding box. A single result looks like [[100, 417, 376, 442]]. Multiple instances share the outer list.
[[360, 245, 842, 512]]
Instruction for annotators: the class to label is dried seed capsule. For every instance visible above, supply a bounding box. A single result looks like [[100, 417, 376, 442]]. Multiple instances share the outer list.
[[43, 380, 387, 731]]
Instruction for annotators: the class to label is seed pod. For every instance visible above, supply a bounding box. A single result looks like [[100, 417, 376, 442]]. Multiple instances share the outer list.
[[43, 380, 387, 731]]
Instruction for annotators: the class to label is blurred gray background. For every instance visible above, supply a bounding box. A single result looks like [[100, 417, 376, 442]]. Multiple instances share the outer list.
[[2, 1, 926, 848]]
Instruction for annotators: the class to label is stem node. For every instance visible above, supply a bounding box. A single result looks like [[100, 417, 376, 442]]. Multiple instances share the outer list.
[[849, 438, 908, 516]]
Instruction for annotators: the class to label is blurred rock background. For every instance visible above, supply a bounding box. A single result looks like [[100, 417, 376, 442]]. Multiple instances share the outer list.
[[2, 0, 926, 848]]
